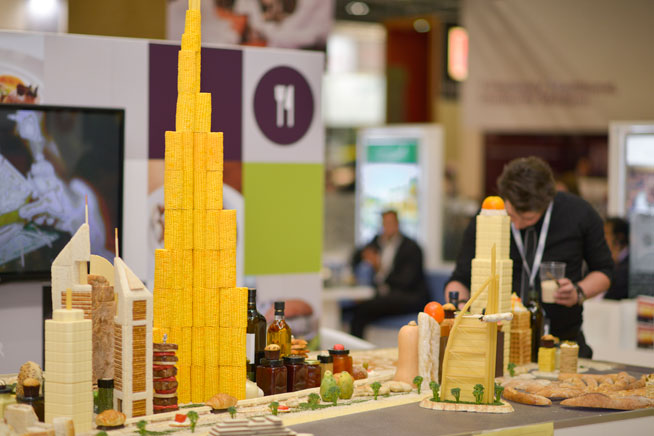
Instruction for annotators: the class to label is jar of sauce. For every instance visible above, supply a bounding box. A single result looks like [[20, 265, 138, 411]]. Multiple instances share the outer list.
[[305, 359, 321, 388], [17, 379, 44, 421], [256, 359, 287, 396], [329, 344, 353, 375], [283, 356, 307, 392], [318, 354, 333, 375]]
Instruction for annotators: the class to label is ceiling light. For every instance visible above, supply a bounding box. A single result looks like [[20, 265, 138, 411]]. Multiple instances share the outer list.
[[346, 1, 370, 16], [413, 19, 431, 33], [28, 0, 58, 19]]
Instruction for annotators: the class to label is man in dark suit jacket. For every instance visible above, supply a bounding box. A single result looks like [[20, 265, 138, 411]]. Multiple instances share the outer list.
[[349, 210, 429, 338]]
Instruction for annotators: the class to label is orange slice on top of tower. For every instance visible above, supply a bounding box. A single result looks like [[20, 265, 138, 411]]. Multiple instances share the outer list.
[[482, 196, 505, 210]]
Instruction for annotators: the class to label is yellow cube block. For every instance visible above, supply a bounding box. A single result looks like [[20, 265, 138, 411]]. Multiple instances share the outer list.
[[204, 327, 220, 366], [175, 92, 195, 132], [234, 287, 248, 327], [177, 364, 191, 404], [206, 171, 223, 210], [185, 10, 201, 37], [181, 32, 200, 51], [154, 249, 169, 289], [168, 326, 182, 351], [192, 287, 205, 327], [165, 169, 183, 211], [165, 131, 183, 172], [170, 250, 184, 289], [152, 287, 166, 328], [193, 250, 206, 289], [177, 50, 199, 94], [204, 250, 221, 289], [194, 168, 207, 211], [193, 210, 206, 250], [206, 132, 223, 172], [205, 289, 220, 326], [182, 131, 194, 173], [193, 132, 207, 172], [178, 327, 193, 365], [164, 210, 183, 250], [192, 328, 205, 366], [179, 287, 193, 327], [204, 366, 220, 401], [182, 250, 194, 289], [205, 210, 221, 249], [194, 92, 212, 132], [182, 169, 194, 210], [219, 210, 237, 251], [191, 365, 205, 403], [182, 209, 194, 250], [219, 365, 246, 400]]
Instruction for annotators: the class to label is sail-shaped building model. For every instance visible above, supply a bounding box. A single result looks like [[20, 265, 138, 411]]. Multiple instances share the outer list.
[[153, 0, 247, 403], [439, 197, 514, 404]]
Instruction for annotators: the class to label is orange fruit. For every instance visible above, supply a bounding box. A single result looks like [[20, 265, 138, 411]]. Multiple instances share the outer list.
[[424, 301, 445, 323], [482, 196, 505, 210]]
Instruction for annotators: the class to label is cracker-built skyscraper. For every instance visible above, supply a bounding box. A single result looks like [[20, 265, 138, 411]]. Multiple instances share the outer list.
[[153, 0, 247, 403]]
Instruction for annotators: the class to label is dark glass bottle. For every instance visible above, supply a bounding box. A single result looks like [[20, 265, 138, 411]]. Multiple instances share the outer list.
[[267, 301, 292, 358], [527, 288, 544, 363], [17, 380, 44, 421], [246, 289, 267, 382]]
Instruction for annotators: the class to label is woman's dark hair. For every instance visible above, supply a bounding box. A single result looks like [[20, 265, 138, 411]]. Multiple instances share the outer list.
[[497, 157, 556, 213]]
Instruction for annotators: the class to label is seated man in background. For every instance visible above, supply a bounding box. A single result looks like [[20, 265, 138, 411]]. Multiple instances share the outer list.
[[603, 217, 630, 300], [350, 210, 429, 338]]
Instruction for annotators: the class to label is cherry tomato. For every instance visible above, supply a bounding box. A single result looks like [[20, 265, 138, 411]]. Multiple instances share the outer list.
[[424, 301, 445, 323]]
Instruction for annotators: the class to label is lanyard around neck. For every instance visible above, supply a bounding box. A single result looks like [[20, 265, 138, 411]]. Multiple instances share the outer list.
[[511, 201, 554, 289]]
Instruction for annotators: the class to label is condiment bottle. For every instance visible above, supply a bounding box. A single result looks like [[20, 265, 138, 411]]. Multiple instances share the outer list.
[[97, 378, 114, 414], [256, 345, 287, 396], [527, 288, 544, 363], [328, 344, 353, 375], [317, 354, 333, 376], [267, 301, 292, 358], [17, 378, 44, 421], [305, 360, 322, 388], [246, 288, 267, 382], [283, 356, 308, 392]]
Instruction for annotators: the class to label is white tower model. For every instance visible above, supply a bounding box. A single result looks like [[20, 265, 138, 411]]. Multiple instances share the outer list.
[[470, 197, 513, 373], [44, 291, 93, 432], [51, 221, 92, 317], [113, 233, 154, 417]]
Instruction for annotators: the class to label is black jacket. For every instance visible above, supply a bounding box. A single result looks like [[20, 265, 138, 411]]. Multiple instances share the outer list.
[[352, 234, 429, 302]]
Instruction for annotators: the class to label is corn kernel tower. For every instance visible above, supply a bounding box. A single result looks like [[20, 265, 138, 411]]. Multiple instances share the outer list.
[[153, 0, 247, 403], [470, 197, 513, 373]]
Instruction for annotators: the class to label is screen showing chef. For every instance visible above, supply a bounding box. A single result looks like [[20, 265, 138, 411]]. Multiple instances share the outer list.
[[0, 105, 123, 277]]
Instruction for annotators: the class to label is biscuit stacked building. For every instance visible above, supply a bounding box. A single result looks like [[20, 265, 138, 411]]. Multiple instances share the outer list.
[[153, 0, 247, 403]]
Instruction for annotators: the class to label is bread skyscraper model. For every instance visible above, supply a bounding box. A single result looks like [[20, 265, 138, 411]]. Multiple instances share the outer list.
[[153, 0, 247, 403]]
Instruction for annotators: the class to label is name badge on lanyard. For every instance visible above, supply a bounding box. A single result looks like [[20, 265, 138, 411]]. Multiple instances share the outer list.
[[511, 202, 554, 289]]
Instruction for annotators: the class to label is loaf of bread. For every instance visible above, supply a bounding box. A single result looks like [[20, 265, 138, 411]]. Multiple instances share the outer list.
[[561, 393, 653, 410], [503, 387, 551, 406]]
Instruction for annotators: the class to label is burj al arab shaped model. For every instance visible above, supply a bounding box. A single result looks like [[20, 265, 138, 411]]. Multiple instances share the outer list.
[[153, 0, 247, 404], [421, 197, 514, 412]]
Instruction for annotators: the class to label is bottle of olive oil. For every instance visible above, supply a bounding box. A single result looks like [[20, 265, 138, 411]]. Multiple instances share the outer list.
[[267, 301, 292, 358], [246, 288, 267, 382]]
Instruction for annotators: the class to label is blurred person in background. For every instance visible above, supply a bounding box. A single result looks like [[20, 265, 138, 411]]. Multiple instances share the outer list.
[[445, 157, 613, 358], [349, 210, 428, 338], [603, 217, 630, 300]]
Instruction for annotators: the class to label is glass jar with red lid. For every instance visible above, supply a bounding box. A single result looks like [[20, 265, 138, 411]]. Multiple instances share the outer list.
[[283, 356, 307, 392], [328, 344, 353, 375]]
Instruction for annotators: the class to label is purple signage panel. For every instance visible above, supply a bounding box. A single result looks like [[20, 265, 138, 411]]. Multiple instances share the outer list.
[[148, 43, 243, 160]]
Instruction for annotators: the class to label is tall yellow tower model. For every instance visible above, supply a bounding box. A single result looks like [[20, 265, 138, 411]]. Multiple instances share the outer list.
[[153, 0, 247, 403], [470, 196, 513, 373]]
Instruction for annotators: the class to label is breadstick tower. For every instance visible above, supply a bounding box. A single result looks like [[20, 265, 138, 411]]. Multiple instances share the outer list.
[[114, 234, 154, 417], [153, 0, 247, 403], [470, 196, 513, 372], [44, 290, 93, 432]]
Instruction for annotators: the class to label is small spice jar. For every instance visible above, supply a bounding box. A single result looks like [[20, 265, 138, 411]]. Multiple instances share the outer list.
[[283, 356, 307, 392], [17, 378, 44, 421], [305, 360, 321, 388], [318, 354, 333, 375], [97, 378, 114, 413], [329, 344, 353, 375]]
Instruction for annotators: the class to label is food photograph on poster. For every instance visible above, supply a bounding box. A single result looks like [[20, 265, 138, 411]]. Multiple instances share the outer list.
[[0, 0, 653, 435]]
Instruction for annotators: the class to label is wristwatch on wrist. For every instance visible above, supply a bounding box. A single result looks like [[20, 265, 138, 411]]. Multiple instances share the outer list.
[[574, 283, 586, 305]]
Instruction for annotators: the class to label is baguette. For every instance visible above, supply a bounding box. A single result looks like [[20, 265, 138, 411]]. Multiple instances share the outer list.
[[561, 393, 652, 410], [503, 387, 551, 406], [534, 385, 585, 399]]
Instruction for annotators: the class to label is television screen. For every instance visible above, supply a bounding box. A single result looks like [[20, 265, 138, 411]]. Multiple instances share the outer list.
[[0, 104, 123, 280]]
